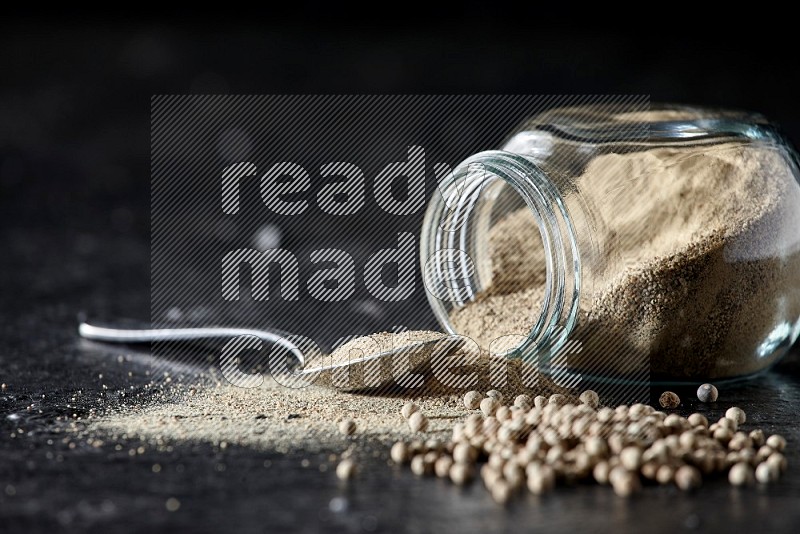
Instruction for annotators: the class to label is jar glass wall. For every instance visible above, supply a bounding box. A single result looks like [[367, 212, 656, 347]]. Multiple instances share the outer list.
[[421, 105, 800, 383]]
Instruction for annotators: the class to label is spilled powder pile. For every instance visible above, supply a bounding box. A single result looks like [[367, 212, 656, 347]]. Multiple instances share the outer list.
[[81, 332, 568, 456], [82, 375, 464, 455], [311, 331, 549, 397], [450, 143, 800, 379]]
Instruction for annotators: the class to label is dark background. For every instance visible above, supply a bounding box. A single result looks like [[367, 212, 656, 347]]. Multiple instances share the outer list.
[[2, 19, 800, 533]]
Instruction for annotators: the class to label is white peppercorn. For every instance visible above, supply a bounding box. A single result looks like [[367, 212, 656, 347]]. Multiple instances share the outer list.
[[481, 464, 500, 487], [713, 427, 732, 445], [656, 464, 675, 485], [408, 439, 424, 455], [450, 462, 474, 485], [534, 395, 548, 409], [453, 442, 477, 464], [593, 461, 611, 485], [756, 445, 773, 463], [725, 407, 746, 425], [620, 446, 643, 471], [585, 436, 608, 458], [641, 461, 659, 480], [480, 397, 499, 417], [482, 417, 500, 437], [738, 448, 756, 465], [679, 431, 698, 450], [410, 454, 429, 476], [579, 390, 600, 409], [408, 412, 429, 433], [390, 442, 408, 464], [434, 455, 454, 478], [503, 461, 525, 489], [727, 432, 751, 451], [675, 465, 702, 491], [766, 434, 786, 452], [610, 468, 640, 497], [423, 451, 439, 467], [490, 481, 512, 504], [527, 465, 556, 495], [755, 461, 779, 484], [514, 394, 533, 410], [401, 402, 419, 419], [464, 414, 483, 437], [728, 462, 754, 486], [687, 413, 709, 428], [749, 429, 766, 447], [766, 452, 787, 473], [487, 453, 505, 471], [486, 390, 504, 403], [719, 417, 738, 432], [463, 391, 482, 410], [338, 419, 357, 436], [495, 406, 512, 422], [336, 459, 357, 480], [697, 383, 718, 403]]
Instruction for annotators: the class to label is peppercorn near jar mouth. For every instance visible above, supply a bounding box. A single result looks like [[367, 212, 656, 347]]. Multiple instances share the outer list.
[[420, 150, 582, 367]]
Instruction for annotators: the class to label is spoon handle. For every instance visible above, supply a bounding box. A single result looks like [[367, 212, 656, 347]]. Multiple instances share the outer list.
[[78, 321, 306, 366]]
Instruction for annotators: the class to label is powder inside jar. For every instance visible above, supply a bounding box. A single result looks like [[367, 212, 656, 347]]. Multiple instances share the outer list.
[[450, 143, 800, 380]]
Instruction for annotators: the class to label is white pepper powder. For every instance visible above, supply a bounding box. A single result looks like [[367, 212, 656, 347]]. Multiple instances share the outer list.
[[449, 145, 800, 380]]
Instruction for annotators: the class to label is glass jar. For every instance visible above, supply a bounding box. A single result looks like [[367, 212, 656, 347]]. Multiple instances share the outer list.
[[420, 104, 800, 383]]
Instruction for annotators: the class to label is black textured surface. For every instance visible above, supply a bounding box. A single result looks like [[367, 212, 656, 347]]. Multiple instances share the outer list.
[[3, 22, 800, 534], [1, 232, 799, 533]]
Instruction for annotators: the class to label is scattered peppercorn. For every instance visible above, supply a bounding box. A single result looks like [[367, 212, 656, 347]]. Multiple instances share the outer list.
[[408, 412, 429, 433], [658, 391, 680, 409], [610, 467, 641, 497], [766, 434, 786, 452], [514, 394, 533, 410], [410, 455, 429, 476], [401, 402, 419, 420], [726, 407, 746, 425], [655, 464, 675, 486], [675, 465, 702, 491], [480, 397, 499, 417], [729, 462, 754, 486], [766, 452, 787, 473], [486, 390, 504, 403], [336, 459, 357, 481], [687, 413, 709, 428], [697, 383, 718, 403], [390, 387, 789, 504], [449, 462, 474, 485], [463, 391, 482, 410], [338, 419, 357, 436], [579, 390, 600, 409], [749, 429, 765, 447], [755, 462, 778, 484], [390, 442, 408, 464], [435, 456, 454, 478]]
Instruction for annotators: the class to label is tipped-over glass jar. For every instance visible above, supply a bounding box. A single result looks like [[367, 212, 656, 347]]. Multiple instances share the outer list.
[[421, 105, 800, 383]]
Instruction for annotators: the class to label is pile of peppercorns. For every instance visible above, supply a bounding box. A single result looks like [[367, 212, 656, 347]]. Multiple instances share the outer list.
[[389, 387, 788, 503]]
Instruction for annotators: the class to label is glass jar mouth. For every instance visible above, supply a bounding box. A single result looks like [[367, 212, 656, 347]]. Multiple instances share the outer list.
[[523, 103, 782, 145], [420, 150, 582, 363]]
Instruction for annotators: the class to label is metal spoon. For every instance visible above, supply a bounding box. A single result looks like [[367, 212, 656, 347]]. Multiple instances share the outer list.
[[78, 321, 462, 391]]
